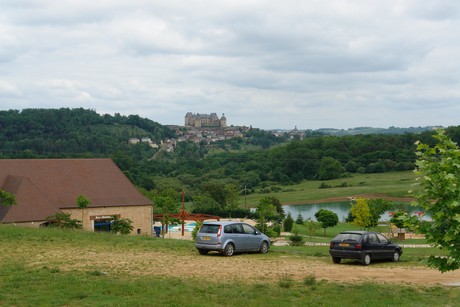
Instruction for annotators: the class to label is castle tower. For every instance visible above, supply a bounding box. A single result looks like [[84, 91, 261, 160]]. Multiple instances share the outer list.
[[220, 113, 227, 127]]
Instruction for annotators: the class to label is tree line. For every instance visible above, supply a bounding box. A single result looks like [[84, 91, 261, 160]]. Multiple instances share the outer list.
[[0, 108, 174, 158], [2, 108, 460, 210]]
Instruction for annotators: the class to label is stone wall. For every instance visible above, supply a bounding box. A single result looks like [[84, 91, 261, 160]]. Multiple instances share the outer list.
[[63, 205, 153, 235]]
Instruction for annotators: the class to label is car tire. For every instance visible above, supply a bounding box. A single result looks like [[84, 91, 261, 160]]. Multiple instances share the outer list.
[[259, 241, 269, 254], [362, 254, 371, 266], [223, 243, 234, 256], [198, 249, 208, 255], [332, 257, 341, 264], [392, 250, 400, 262]]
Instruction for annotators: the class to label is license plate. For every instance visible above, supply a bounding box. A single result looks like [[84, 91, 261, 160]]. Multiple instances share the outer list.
[[339, 243, 350, 247], [201, 236, 211, 241]]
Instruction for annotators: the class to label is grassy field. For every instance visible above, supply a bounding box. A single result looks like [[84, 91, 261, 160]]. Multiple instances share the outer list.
[[0, 225, 458, 306], [242, 171, 416, 206]]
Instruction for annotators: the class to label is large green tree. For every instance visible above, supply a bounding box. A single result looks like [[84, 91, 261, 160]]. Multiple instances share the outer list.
[[407, 130, 460, 272]]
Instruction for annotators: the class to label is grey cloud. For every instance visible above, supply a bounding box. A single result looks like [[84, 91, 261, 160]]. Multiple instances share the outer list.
[[0, 1, 459, 129]]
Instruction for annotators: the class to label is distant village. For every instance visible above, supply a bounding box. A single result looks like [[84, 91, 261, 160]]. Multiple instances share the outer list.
[[128, 112, 251, 153], [128, 112, 435, 153]]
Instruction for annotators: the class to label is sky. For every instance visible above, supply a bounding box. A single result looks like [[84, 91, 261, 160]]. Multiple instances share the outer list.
[[1, 1, 459, 130]]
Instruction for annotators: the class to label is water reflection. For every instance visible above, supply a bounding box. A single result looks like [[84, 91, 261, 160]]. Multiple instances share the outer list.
[[283, 201, 430, 222]]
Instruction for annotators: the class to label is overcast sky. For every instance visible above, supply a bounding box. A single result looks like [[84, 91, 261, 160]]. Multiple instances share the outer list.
[[1, 1, 459, 129]]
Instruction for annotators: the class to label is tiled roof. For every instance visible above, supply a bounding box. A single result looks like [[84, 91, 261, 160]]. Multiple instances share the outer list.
[[0, 159, 152, 223]]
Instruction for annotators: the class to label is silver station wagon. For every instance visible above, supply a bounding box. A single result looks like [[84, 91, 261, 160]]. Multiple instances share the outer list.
[[195, 221, 270, 256]]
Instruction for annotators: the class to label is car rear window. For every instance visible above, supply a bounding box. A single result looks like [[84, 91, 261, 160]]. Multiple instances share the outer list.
[[334, 233, 362, 242], [199, 224, 220, 234]]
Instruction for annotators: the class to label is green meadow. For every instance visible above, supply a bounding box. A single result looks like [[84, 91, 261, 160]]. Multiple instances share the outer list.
[[243, 171, 416, 206], [0, 225, 458, 306]]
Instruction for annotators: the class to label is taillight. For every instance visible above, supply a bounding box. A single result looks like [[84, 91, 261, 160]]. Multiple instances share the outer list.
[[355, 244, 362, 250], [329, 242, 334, 248], [217, 225, 222, 238]]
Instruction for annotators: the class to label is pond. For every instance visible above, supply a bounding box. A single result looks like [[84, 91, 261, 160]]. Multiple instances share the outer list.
[[283, 201, 430, 222]]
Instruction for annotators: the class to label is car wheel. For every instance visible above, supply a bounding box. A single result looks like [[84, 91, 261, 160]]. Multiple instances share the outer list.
[[223, 243, 234, 256], [392, 250, 400, 262], [332, 257, 341, 264], [363, 254, 371, 266], [259, 241, 269, 254], [198, 249, 208, 255]]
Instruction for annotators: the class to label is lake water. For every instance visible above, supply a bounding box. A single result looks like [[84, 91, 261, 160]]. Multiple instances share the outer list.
[[283, 201, 430, 222]]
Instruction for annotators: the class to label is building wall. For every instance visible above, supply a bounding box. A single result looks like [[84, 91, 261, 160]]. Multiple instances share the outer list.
[[62, 205, 153, 235], [185, 113, 226, 127]]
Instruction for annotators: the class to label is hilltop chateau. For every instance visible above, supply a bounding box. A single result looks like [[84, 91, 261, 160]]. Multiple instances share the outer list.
[[185, 112, 227, 128]]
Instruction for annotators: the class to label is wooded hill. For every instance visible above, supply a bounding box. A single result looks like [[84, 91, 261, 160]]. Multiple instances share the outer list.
[[1, 108, 459, 199], [0, 108, 174, 158]]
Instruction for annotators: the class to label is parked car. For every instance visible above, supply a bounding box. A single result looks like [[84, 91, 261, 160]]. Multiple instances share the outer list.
[[329, 231, 403, 265], [195, 221, 270, 256]]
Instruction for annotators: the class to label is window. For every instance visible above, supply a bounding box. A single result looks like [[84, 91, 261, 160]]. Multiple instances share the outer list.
[[334, 233, 362, 242], [368, 234, 379, 244], [200, 224, 220, 234], [232, 224, 244, 234], [242, 224, 256, 235], [376, 233, 388, 244]]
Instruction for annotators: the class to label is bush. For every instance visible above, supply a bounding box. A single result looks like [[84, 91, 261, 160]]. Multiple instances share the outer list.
[[303, 274, 317, 286], [111, 217, 134, 235], [271, 223, 281, 237], [46, 212, 82, 229], [192, 221, 203, 241], [288, 229, 304, 246], [263, 227, 278, 238]]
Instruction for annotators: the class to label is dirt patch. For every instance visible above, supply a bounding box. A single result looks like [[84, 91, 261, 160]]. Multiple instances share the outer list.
[[31, 244, 460, 286]]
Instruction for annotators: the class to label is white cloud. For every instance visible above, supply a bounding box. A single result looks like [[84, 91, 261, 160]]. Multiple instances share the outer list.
[[0, 1, 459, 129]]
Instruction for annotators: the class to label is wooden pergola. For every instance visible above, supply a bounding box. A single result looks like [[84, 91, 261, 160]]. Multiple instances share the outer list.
[[152, 191, 220, 237]]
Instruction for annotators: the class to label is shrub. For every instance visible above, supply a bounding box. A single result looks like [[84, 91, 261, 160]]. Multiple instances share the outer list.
[[288, 229, 304, 246], [192, 221, 202, 241], [271, 223, 281, 237], [295, 212, 304, 225], [46, 212, 82, 229], [111, 217, 134, 235], [263, 227, 278, 238], [303, 274, 317, 286]]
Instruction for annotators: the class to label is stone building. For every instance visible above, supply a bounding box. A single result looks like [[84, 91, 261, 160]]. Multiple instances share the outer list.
[[184, 112, 227, 128], [0, 159, 152, 235]]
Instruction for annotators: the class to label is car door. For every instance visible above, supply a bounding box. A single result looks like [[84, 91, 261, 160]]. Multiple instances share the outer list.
[[241, 223, 261, 251], [366, 233, 382, 259], [225, 224, 241, 250], [376, 233, 393, 259]]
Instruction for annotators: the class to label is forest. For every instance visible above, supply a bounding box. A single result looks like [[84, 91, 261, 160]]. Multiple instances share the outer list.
[[1, 108, 460, 217]]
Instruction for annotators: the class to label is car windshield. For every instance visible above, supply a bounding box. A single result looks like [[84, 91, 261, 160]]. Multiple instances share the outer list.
[[333, 233, 362, 242], [199, 224, 220, 234]]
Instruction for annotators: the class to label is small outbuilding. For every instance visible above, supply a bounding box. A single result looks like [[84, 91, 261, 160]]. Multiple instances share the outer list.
[[0, 159, 152, 235]]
